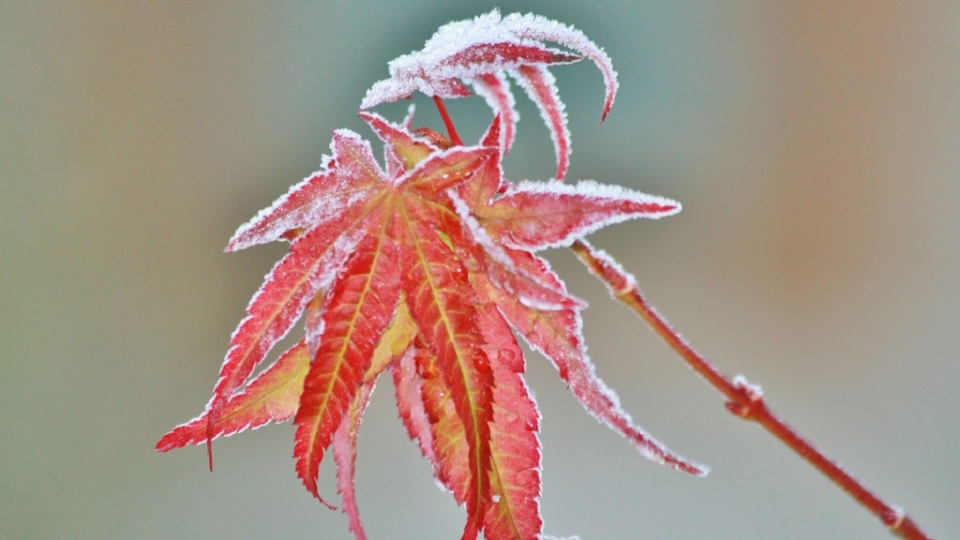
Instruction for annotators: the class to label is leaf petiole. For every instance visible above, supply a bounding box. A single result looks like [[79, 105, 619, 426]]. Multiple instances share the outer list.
[[432, 96, 464, 146]]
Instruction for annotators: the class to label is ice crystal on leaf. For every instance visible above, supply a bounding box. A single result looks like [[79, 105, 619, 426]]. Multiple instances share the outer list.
[[159, 10, 705, 540]]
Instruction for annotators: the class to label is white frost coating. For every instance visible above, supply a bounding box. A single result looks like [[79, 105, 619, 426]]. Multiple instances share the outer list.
[[433, 476, 453, 494], [362, 9, 560, 107], [577, 240, 638, 296], [499, 180, 681, 252], [360, 8, 615, 119], [469, 71, 519, 152], [330, 128, 388, 180], [508, 65, 570, 180], [302, 221, 370, 297], [227, 171, 324, 250], [228, 129, 381, 252], [732, 374, 764, 402], [401, 103, 417, 129], [508, 178, 680, 208], [498, 11, 619, 119]]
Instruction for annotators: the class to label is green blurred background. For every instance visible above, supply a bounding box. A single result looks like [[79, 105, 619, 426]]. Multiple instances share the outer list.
[[2, 1, 958, 538]]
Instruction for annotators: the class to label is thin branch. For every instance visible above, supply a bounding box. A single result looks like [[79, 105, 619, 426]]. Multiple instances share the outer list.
[[570, 239, 932, 540]]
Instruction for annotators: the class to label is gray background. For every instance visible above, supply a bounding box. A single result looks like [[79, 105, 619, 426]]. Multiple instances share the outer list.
[[2, 1, 958, 539]]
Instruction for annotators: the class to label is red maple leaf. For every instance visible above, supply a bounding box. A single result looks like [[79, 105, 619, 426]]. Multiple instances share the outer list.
[[158, 10, 706, 540]]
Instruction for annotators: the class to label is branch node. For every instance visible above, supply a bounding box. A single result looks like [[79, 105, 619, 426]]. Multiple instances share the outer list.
[[881, 505, 906, 529], [725, 375, 765, 419]]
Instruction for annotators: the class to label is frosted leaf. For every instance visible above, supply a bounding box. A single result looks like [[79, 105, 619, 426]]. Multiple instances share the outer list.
[[486, 253, 706, 476], [481, 180, 680, 251], [360, 8, 616, 127], [333, 380, 376, 540], [359, 111, 438, 178], [156, 340, 310, 451], [475, 300, 544, 540], [470, 72, 518, 153], [498, 11, 619, 120], [509, 65, 570, 180], [393, 346, 440, 470], [363, 78, 419, 111], [227, 130, 383, 252]]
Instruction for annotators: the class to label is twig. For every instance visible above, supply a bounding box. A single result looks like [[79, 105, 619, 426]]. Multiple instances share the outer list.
[[570, 239, 932, 540]]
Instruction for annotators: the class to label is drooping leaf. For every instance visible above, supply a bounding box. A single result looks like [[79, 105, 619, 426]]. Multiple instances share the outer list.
[[294, 211, 402, 501], [498, 11, 619, 121], [416, 345, 471, 504], [396, 203, 494, 540], [393, 344, 440, 466], [156, 340, 310, 451], [475, 299, 542, 540], [471, 73, 518, 154], [333, 304, 421, 540], [360, 11, 582, 109], [510, 65, 570, 180], [333, 380, 376, 540]]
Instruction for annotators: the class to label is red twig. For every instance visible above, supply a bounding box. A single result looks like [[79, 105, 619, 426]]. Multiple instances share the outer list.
[[570, 239, 932, 540], [432, 96, 464, 146]]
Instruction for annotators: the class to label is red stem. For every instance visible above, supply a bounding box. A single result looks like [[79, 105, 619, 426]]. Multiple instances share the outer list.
[[570, 239, 931, 540], [432, 96, 464, 146]]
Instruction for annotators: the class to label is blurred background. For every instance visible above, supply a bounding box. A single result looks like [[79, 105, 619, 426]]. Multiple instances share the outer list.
[[2, 1, 958, 539]]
